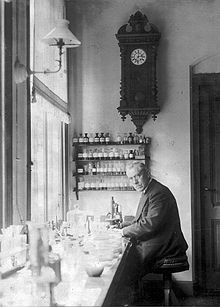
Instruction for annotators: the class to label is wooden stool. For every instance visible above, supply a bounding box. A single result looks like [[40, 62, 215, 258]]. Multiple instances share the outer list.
[[141, 256, 189, 306]]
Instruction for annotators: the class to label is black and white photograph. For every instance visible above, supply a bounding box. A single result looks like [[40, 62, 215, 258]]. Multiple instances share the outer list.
[[1, 0, 220, 306]]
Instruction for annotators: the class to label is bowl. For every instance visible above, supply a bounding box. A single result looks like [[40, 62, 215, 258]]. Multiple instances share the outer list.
[[85, 262, 104, 277]]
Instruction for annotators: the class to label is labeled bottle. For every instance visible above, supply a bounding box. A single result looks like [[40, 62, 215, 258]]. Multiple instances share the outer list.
[[82, 149, 88, 160], [89, 133, 94, 144], [133, 134, 139, 144], [72, 134, 78, 145], [78, 133, 84, 143], [123, 133, 128, 144], [105, 133, 110, 144], [114, 148, 119, 159], [88, 149, 93, 160], [92, 163, 97, 175], [100, 133, 105, 144], [83, 133, 89, 143], [116, 134, 122, 144], [128, 133, 134, 144], [129, 150, 134, 159], [124, 150, 129, 159], [94, 133, 100, 143], [93, 148, 98, 159], [138, 134, 143, 144]]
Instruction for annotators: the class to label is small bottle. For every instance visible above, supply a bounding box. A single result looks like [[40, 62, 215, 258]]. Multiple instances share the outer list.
[[78, 133, 84, 143], [103, 148, 108, 160], [88, 149, 93, 160], [98, 149, 103, 160], [96, 162, 100, 174], [128, 133, 134, 144], [92, 163, 97, 175], [124, 150, 129, 159], [105, 133, 110, 144], [83, 133, 89, 143], [100, 133, 105, 144], [114, 148, 119, 159], [72, 134, 78, 145], [94, 133, 100, 143], [133, 134, 139, 144], [129, 150, 134, 159], [85, 179, 91, 190], [77, 166, 84, 174], [119, 149, 124, 160], [88, 163, 93, 175], [82, 149, 88, 160], [104, 163, 108, 175], [123, 133, 128, 144], [116, 134, 122, 144], [93, 148, 98, 159], [90, 179, 96, 190], [99, 162, 104, 174], [89, 133, 94, 144], [138, 135, 143, 144], [109, 148, 114, 159], [78, 177, 85, 190], [77, 151, 83, 159]]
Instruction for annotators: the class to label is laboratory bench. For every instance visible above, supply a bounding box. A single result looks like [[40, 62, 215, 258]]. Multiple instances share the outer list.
[[0, 232, 132, 307]]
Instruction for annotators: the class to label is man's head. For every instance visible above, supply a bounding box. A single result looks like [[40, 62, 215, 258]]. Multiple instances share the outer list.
[[126, 162, 151, 192]]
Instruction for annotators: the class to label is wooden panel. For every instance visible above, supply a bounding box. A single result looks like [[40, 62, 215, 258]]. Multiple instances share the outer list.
[[212, 98, 220, 207], [211, 219, 220, 271]]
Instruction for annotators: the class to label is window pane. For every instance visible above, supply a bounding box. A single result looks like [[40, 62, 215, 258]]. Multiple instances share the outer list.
[[31, 95, 64, 223]]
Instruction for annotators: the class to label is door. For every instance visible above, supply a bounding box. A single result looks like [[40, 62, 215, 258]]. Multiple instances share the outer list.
[[192, 73, 220, 293]]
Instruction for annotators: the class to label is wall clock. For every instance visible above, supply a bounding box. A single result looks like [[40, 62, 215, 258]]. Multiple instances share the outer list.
[[116, 11, 161, 133]]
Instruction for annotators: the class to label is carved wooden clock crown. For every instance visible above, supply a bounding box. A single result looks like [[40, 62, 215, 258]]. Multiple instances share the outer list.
[[116, 11, 161, 133]]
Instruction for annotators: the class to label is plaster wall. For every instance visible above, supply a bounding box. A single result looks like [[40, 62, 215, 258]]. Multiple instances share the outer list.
[[67, 0, 220, 283]]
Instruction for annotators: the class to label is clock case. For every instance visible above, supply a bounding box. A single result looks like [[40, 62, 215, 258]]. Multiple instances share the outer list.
[[116, 11, 161, 133]]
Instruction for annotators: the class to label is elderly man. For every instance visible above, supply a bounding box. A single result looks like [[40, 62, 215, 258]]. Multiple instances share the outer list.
[[115, 161, 188, 303]]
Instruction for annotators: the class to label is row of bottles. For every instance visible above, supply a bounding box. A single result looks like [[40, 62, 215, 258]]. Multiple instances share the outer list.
[[76, 161, 127, 175], [72, 132, 150, 145], [77, 176, 134, 191], [76, 147, 145, 160]]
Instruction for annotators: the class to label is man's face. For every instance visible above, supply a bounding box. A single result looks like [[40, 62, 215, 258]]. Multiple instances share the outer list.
[[127, 167, 149, 192]]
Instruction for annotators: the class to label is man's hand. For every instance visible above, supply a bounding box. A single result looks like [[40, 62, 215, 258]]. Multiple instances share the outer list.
[[109, 227, 123, 236], [108, 224, 119, 229]]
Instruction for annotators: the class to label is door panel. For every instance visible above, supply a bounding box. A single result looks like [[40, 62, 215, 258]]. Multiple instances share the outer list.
[[193, 74, 220, 292]]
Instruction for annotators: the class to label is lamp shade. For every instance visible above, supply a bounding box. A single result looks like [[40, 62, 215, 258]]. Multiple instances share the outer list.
[[14, 57, 29, 84], [42, 19, 81, 48]]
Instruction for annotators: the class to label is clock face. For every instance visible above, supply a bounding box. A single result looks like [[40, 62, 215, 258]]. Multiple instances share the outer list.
[[130, 48, 147, 65]]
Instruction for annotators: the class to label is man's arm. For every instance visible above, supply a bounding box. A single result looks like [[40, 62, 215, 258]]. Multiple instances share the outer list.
[[122, 190, 172, 240]]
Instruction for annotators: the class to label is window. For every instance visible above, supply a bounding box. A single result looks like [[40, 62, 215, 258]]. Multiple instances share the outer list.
[[30, 0, 70, 223], [31, 86, 69, 223]]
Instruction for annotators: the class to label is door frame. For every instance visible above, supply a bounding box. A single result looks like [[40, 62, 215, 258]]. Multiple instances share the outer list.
[[191, 69, 220, 294]]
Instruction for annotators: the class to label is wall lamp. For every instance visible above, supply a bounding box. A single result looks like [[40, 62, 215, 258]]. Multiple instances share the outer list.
[[14, 19, 81, 84]]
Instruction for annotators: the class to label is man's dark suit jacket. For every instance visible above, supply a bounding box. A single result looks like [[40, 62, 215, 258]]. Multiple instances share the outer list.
[[122, 179, 188, 265]]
